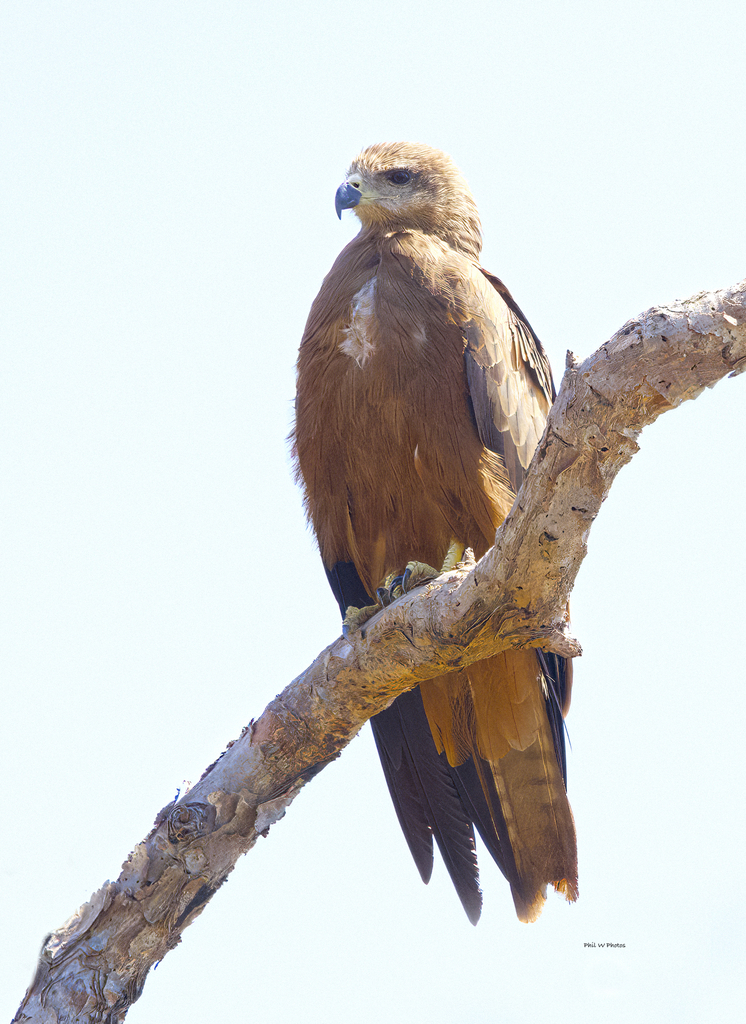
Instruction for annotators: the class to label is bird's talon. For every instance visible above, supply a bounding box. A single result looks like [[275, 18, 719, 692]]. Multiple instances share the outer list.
[[401, 560, 440, 592], [342, 603, 380, 634]]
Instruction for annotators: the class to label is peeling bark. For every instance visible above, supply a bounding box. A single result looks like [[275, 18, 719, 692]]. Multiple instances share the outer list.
[[13, 279, 746, 1022]]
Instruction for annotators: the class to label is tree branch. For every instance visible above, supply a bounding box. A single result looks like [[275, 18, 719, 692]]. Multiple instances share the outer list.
[[14, 279, 746, 1022]]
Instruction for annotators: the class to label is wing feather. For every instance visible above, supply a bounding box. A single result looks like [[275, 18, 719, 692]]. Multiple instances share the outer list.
[[463, 269, 554, 493], [385, 235, 553, 494]]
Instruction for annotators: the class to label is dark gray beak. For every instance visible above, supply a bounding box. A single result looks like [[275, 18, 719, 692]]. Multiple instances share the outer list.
[[335, 180, 362, 219]]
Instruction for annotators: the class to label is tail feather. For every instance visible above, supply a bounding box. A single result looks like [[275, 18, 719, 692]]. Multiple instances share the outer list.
[[371, 692, 483, 924], [370, 705, 434, 885], [421, 652, 577, 922], [482, 732, 578, 921], [537, 648, 572, 785]]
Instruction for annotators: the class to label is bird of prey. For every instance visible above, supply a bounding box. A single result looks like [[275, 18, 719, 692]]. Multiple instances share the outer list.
[[293, 142, 577, 923]]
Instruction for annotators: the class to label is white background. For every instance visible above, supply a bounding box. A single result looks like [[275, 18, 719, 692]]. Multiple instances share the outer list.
[[2, 2, 745, 1021]]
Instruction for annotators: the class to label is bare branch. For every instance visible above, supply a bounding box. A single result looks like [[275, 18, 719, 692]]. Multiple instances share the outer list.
[[14, 279, 746, 1022]]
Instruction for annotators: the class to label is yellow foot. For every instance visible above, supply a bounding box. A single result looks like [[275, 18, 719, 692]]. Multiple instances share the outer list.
[[399, 560, 440, 593], [401, 541, 468, 593], [372, 542, 472, 611], [376, 543, 471, 607], [342, 603, 380, 637], [377, 564, 438, 606]]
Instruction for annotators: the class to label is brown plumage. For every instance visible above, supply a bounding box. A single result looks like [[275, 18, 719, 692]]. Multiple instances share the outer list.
[[293, 142, 577, 923]]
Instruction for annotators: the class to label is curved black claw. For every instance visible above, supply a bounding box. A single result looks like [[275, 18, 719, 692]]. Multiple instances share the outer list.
[[376, 586, 392, 608], [388, 575, 405, 602]]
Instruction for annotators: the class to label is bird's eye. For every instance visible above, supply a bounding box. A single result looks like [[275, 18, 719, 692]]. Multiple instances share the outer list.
[[388, 170, 411, 185]]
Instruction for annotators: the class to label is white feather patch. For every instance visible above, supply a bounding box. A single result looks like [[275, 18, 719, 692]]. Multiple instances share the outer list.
[[340, 278, 377, 366]]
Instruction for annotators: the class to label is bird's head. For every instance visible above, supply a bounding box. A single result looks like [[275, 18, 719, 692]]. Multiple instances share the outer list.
[[335, 142, 483, 260]]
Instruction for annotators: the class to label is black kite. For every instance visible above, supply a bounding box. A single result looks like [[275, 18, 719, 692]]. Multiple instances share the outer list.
[[293, 142, 577, 923]]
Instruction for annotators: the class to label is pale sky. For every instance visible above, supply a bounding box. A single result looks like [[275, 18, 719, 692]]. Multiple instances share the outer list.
[[2, 2, 745, 1022]]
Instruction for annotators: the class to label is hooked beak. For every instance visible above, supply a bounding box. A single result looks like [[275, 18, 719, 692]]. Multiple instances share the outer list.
[[335, 180, 363, 219]]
